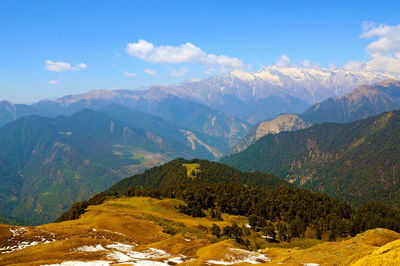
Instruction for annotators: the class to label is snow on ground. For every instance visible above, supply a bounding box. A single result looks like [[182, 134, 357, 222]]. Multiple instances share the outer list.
[[72, 242, 176, 265], [0, 227, 55, 254], [75, 244, 106, 252], [42, 261, 111, 266], [125, 248, 170, 260], [206, 247, 270, 265], [106, 242, 136, 252], [129, 260, 170, 265]]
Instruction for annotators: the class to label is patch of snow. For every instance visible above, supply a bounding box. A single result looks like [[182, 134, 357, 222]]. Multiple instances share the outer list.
[[0, 240, 40, 254], [107, 251, 134, 262], [106, 242, 136, 252], [42, 261, 111, 266], [0, 228, 56, 254], [164, 255, 188, 264], [126, 248, 170, 260], [75, 244, 106, 252], [206, 248, 270, 265], [9, 227, 27, 237], [129, 261, 169, 266]]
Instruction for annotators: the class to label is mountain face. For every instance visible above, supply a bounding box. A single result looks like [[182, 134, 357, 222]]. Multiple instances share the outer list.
[[302, 79, 400, 124], [221, 111, 400, 210], [174, 66, 398, 123], [230, 114, 313, 153], [0, 108, 225, 223]]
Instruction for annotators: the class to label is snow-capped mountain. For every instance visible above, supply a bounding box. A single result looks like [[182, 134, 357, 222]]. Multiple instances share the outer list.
[[180, 66, 399, 104], [171, 66, 398, 123]]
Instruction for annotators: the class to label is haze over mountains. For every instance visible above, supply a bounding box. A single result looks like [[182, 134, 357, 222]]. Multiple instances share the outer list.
[[1, 65, 399, 125], [1, 66, 400, 224]]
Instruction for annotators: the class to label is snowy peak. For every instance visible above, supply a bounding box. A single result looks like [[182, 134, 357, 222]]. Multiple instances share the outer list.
[[224, 66, 400, 103]]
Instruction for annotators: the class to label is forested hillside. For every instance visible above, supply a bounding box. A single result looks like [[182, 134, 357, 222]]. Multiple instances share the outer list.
[[59, 159, 400, 242], [221, 111, 400, 210], [0, 108, 225, 224]]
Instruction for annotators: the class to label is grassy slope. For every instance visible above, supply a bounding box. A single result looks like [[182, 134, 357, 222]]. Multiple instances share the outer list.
[[1, 196, 400, 265]]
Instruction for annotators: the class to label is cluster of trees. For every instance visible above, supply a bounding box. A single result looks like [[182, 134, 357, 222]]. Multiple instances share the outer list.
[[57, 158, 400, 243], [56, 192, 118, 222], [123, 183, 400, 241]]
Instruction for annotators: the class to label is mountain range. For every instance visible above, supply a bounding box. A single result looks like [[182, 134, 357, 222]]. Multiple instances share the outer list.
[[0, 106, 233, 223], [231, 79, 400, 152], [221, 110, 400, 210], [1, 69, 400, 224]]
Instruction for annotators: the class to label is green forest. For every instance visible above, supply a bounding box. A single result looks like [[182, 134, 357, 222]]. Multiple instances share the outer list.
[[221, 111, 400, 210], [58, 158, 400, 244]]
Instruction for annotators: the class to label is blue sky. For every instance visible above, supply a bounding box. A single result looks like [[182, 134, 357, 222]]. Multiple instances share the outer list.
[[1, 0, 400, 103]]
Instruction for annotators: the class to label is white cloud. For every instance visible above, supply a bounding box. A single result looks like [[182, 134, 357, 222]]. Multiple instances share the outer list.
[[48, 80, 59, 84], [45, 60, 87, 72], [275, 55, 290, 67], [123, 71, 137, 77], [144, 68, 156, 75], [171, 67, 189, 77], [126, 39, 244, 71], [360, 22, 400, 54], [344, 52, 400, 74], [343, 22, 400, 76]]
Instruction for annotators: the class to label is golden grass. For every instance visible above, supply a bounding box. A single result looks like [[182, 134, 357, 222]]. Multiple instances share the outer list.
[[2, 197, 400, 265], [351, 238, 400, 265], [0, 197, 245, 265], [263, 228, 400, 265]]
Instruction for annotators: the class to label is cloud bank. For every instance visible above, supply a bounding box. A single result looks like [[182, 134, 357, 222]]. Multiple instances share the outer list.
[[144, 68, 156, 75], [45, 60, 87, 72], [123, 71, 137, 77], [344, 22, 400, 75], [126, 40, 244, 71]]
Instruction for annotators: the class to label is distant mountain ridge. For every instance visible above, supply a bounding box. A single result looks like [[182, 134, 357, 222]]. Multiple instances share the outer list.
[[228, 79, 400, 154], [0, 107, 228, 223], [221, 110, 400, 210], [0, 92, 250, 149], [302, 79, 400, 124], [2, 66, 397, 129]]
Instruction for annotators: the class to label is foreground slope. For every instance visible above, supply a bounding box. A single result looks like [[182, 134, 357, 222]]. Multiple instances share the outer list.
[[264, 228, 400, 265], [1, 196, 400, 265], [221, 110, 400, 209], [0, 197, 269, 265]]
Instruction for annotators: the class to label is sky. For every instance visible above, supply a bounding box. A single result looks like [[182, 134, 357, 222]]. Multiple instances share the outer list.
[[1, 0, 400, 103]]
